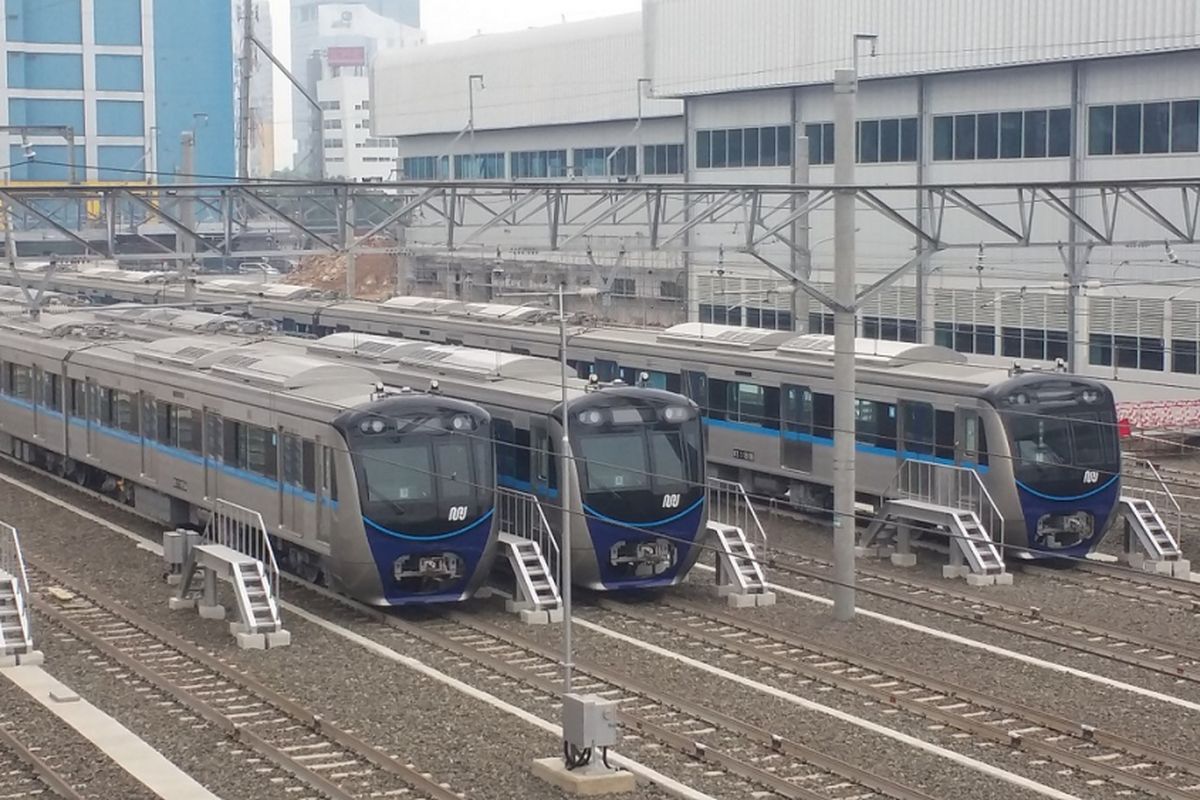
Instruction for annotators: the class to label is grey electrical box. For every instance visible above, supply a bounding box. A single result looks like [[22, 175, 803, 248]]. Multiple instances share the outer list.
[[562, 693, 620, 750], [162, 529, 200, 568]]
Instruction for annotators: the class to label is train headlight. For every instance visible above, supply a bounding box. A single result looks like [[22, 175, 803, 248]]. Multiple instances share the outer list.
[[359, 418, 387, 434], [451, 414, 475, 431], [1080, 389, 1099, 404], [662, 406, 691, 423], [1011, 393, 1029, 406], [578, 409, 604, 425]]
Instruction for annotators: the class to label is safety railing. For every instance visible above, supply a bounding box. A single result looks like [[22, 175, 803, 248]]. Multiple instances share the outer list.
[[0, 521, 28, 598], [890, 459, 1004, 547], [204, 499, 280, 603], [1122, 456, 1183, 544], [707, 477, 767, 552], [497, 487, 560, 583]]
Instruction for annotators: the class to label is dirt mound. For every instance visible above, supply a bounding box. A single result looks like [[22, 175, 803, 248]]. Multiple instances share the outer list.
[[285, 238, 398, 301]]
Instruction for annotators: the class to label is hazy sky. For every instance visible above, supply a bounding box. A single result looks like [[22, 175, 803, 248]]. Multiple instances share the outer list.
[[266, 0, 641, 166]]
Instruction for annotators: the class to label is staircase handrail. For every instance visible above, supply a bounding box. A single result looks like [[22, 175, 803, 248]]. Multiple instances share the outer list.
[[0, 522, 29, 597], [206, 499, 280, 603], [895, 459, 1004, 546], [1124, 456, 1182, 543], [497, 487, 560, 583], [706, 477, 768, 551]]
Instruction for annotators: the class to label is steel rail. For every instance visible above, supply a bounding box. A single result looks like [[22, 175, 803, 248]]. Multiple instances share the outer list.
[[26, 559, 462, 800], [616, 597, 1200, 800], [0, 722, 88, 800]]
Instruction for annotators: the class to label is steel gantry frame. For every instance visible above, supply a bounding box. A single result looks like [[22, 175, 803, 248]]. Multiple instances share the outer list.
[[1, 177, 1199, 325]]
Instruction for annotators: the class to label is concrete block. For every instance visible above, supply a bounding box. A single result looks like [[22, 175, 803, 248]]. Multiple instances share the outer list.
[[726, 592, 757, 608], [1171, 559, 1191, 580], [228, 622, 248, 636], [167, 596, 196, 611], [530, 757, 636, 796], [545, 607, 564, 623], [18, 650, 44, 667], [198, 604, 226, 620], [265, 629, 292, 649], [754, 592, 777, 607], [965, 573, 996, 587], [165, 574, 182, 587], [855, 545, 891, 559], [235, 632, 266, 650], [49, 688, 79, 703], [942, 565, 968, 579], [890, 553, 917, 568], [519, 609, 552, 625], [504, 599, 531, 614], [993, 572, 1014, 586], [0, 654, 18, 668], [1145, 560, 1175, 576]]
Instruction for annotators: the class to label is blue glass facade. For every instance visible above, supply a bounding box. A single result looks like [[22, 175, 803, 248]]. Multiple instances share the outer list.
[[1, 0, 234, 183], [152, 0, 235, 180]]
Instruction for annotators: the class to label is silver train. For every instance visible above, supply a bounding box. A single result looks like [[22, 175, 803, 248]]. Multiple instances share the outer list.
[[8, 270, 1122, 559], [0, 307, 499, 606]]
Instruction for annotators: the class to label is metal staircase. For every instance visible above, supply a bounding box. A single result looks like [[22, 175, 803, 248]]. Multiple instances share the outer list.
[[706, 479, 775, 607], [1117, 497, 1189, 577], [166, 500, 290, 649], [0, 522, 40, 667], [495, 488, 562, 623], [861, 461, 1011, 586]]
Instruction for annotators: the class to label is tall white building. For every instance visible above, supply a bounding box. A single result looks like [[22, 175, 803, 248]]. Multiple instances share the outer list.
[[317, 54, 404, 180], [289, 0, 421, 176], [246, 0, 275, 177]]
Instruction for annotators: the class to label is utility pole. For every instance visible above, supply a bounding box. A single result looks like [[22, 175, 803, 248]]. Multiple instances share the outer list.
[[179, 131, 197, 301], [791, 133, 810, 331], [237, 0, 255, 180], [831, 68, 857, 621]]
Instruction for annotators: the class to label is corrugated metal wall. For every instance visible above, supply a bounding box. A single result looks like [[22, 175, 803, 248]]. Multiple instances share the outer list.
[[373, 13, 682, 137], [647, 0, 1200, 96]]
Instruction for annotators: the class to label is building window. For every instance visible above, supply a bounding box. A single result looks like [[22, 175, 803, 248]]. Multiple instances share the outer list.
[[1172, 340, 1200, 374], [805, 122, 836, 165], [659, 280, 684, 299], [610, 278, 636, 297], [698, 304, 742, 326], [695, 125, 792, 169], [1002, 327, 1068, 361], [1088, 100, 1200, 156], [856, 117, 919, 163], [454, 152, 505, 179], [934, 322, 996, 355], [402, 155, 448, 180], [510, 150, 567, 179], [323, 138, 343, 149], [862, 316, 919, 343], [933, 108, 1071, 161], [809, 312, 834, 334], [1089, 334, 1165, 370], [573, 146, 635, 177], [319, 100, 340, 111], [323, 119, 341, 129], [642, 144, 683, 175]]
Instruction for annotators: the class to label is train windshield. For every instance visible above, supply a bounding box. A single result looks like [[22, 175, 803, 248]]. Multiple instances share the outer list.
[[1006, 409, 1118, 484], [576, 428, 701, 495], [356, 434, 491, 521]]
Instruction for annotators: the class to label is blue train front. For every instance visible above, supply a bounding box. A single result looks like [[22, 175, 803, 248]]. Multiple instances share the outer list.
[[330, 395, 498, 605], [560, 387, 707, 590], [982, 375, 1121, 560]]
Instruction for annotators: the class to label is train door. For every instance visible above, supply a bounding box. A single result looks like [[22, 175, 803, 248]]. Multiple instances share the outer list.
[[315, 442, 337, 548], [204, 410, 223, 501], [682, 370, 709, 447], [281, 433, 318, 540], [531, 420, 558, 501], [956, 409, 983, 468], [84, 378, 98, 457], [780, 384, 813, 473]]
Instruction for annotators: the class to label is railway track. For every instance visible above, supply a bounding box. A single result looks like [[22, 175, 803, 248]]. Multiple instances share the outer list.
[[1022, 561, 1200, 612], [599, 597, 1200, 800], [24, 558, 465, 800], [0, 717, 87, 800], [349, 601, 938, 800], [760, 533, 1200, 685]]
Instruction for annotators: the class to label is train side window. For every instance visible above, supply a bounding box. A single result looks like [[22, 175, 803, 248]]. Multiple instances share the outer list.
[[0, 360, 7, 394], [176, 407, 201, 454], [205, 412, 223, 461], [934, 411, 955, 460], [113, 390, 138, 434], [665, 372, 681, 393], [707, 378, 729, 420], [41, 372, 60, 411], [493, 418, 517, 482], [782, 385, 813, 433], [246, 425, 278, 480], [813, 393, 834, 439], [977, 425, 989, 466], [9, 365, 32, 402], [301, 440, 316, 492], [514, 427, 532, 483], [594, 359, 618, 382], [223, 419, 244, 468], [682, 370, 707, 409], [156, 401, 173, 442], [282, 434, 303, 486], [725, 382, 780, 430], [856, 399, 897, 450], [532, 425, 557, 491], [900, 401, 934, 455], [69, 379, 84, 417]]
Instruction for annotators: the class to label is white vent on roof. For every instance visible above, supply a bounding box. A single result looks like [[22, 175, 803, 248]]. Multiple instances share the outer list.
[[776, 334, 967, 367], [658, 323, 794, 350]]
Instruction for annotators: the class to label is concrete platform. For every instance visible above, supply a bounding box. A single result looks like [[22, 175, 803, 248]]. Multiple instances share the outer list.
[[2, 664, 222, 800], [531, 756, 635, 795]]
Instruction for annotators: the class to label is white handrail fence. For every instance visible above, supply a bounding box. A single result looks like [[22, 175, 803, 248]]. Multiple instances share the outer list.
[[204, 499, 280, 603], [497, 487, 560, 583], [706, 478, 767, 552], [891, 459, 1005, 546]]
